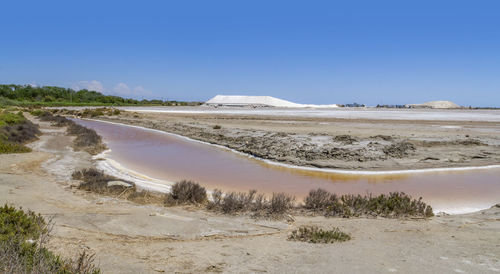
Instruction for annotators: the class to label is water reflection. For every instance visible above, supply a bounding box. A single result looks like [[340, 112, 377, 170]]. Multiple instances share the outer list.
[[74, 119, 500, 213]]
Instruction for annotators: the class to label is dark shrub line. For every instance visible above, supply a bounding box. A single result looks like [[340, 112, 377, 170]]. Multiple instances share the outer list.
[[304, 188, 434, 218], [72, 169, 434, 219], [0, 110, 40, 154], [37, 111, 106, 154]]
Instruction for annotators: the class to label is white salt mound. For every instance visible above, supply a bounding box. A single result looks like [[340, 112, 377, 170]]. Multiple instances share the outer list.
[[408, 101, 460, 109], [205, 95, 338, 108]]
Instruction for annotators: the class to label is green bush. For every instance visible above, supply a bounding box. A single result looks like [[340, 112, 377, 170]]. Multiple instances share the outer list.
[[30, 109, 45, 116], [0, 204, 101, 273], [0, 110, 39, 153], [0, 141, 32, 154], [288, 226, 351, 243], [0, 111, 26, 127]]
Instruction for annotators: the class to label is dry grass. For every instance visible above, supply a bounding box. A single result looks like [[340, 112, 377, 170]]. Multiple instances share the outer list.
[[288, 226, 351, 243], [208, 189, 295, 217], [304, 188, 434, 218]]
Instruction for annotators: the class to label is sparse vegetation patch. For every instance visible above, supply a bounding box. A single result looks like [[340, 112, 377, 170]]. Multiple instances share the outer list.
[[0, 110, 40, 154], [208, 189, 295, 217], [38, 111, 106, 154], [304, 188, 433, 218], [288, 226, 351, 243]]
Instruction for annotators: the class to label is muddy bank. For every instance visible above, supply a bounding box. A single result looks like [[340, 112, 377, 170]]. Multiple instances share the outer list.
[[1, 116, 499, 273], [86, 110, 500, 171]]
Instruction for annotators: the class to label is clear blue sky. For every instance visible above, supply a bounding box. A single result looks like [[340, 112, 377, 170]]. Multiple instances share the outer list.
[[1, 0, 499, 106]]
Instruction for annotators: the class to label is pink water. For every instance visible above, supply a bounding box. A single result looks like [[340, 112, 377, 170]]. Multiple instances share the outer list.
[[75, 119, 500, 213]]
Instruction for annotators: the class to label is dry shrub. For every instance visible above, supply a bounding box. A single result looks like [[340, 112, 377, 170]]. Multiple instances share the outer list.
[[269, 192, 295, 215], [288, 226, 351, 243], [73, 168, 135, 195], [38, 112, 105, 154], [165, 180, 207, 205], [304, 188, 433, 218], [207, 189, 294, 217], [0, 119, 40, 144], [127, 191, 164, 205]]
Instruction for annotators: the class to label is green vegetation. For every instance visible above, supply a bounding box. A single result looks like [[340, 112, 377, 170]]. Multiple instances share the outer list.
[[0, 204, 100, 273], [304, 188, 434, 218], [288, 226, 351, 244], [0, 84, 201, 107], [0, 110, 40, 154]]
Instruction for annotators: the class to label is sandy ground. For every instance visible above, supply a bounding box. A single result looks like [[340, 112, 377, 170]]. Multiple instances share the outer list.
[[89, 108, 500, 171], [0, 115, 498, 273]]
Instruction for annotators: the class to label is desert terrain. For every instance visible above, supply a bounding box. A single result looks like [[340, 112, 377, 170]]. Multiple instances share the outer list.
[[1, 111, 499, 273]]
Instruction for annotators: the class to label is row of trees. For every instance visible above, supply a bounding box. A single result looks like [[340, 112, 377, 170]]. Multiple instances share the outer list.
[[0, 84, 199, 106]]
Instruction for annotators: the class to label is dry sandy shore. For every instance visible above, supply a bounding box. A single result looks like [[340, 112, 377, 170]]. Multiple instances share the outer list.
[[0, 116, 499, 273], [91, 108, 500, 171]]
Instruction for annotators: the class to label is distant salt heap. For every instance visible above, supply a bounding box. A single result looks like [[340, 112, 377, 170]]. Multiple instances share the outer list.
[[205, 95, 339, 108], [406, 100, 461, 109]]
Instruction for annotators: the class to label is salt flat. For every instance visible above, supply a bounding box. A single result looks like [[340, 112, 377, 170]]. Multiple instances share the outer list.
[[115, 106, 500, 122]]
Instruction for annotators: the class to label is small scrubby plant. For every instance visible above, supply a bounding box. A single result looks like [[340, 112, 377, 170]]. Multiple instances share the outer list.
[[0, 110, 40, 153], [0, 204, 101, 273], [304, 188, 433, 218], [165, 180, 207, 205], [288, 226, 351, 243], [73, 168, 134, 195], [207, 189, 294, 217]]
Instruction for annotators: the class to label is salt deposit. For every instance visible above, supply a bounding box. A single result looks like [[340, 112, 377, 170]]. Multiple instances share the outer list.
[[407, 100, 461, 109], [205, 95, 339, 108]]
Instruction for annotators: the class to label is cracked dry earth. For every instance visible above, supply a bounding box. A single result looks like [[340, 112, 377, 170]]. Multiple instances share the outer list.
[[0, 117, 499, 273]]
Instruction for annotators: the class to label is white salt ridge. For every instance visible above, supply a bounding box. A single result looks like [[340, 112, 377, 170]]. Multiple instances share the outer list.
[[408, 100, 460, 109], [205, 95, 339, 108]]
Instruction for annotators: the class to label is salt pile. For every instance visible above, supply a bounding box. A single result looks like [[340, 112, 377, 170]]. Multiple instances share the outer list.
[[407, 101, 460, 109], [205, 95, 338, 108]]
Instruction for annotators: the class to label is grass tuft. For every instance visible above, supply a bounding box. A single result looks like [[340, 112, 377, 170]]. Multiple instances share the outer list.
[[288, 226, 351, 243]]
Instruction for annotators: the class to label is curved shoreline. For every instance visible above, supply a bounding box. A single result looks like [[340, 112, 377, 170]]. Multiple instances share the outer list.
[[82, 118, 500, 176]]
